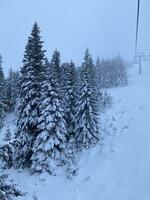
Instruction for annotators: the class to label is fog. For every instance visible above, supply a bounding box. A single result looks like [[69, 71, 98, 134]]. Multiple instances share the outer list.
[[0, 0, 150, 74]]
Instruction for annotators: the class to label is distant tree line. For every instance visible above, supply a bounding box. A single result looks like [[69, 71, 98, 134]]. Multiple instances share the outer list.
[[96, 56, 128, 89]]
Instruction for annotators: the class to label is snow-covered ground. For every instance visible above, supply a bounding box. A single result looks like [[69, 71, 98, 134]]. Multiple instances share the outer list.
[[2, 62, 150, 200]]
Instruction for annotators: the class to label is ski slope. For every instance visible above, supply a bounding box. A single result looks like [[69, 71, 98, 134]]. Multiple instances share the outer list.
[[2, 62, 150, 200]]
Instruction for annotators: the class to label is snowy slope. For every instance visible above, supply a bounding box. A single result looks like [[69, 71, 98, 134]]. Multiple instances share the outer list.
[[2, 62, 150, 200]]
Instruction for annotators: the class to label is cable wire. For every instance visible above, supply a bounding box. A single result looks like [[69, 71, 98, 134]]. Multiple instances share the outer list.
[[135, 0, 140, 55]]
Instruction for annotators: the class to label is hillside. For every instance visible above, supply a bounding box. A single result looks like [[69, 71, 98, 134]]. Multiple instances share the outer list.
[[1, 62, 150, 200]]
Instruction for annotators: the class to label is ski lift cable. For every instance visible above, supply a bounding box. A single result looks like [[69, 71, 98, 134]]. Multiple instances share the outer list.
[[135, 0, 140, 56]]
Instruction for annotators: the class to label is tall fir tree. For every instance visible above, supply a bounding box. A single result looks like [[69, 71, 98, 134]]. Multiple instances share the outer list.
[[95, 57, 106, 110], [6, 68, 20, 112], [75, 49, 99, 149], [62, 61, 78, 141], [0, 132, 13, 169], [63, 62, 79, 178], [30, 59, 67, 174], [95, 57, 102, 87], [50, 50, 61, 88], [0, 55, 6, 128], [14, 22, 45, 168]]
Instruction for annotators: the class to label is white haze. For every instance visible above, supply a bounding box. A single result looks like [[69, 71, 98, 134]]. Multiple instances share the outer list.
[[0, 0, 150, 74]]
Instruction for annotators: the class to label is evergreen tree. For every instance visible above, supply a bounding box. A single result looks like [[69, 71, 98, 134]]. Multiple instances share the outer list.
[[0, 142, 13, 169], [65, 142, 78, 179], [60, 62, 70, 94], [6, 69, 14, 112], [14, 22, 45, 168], [113, 55, 128, 87], [76, 49, 99, 149], [0, 127, 14, 169], [50, 50, 61, 87], [0, 55, 6, 128], [0, 174, 22, 200], [60, 61, 79, 178], [96, 57, 102, 88], [95, 55, 128, 88], [4, 126, 12, 142], [63, 61, 77, 141], [95, 57, 104, 110], [30, 61, 67, 174], [6, 69, 20, 112]]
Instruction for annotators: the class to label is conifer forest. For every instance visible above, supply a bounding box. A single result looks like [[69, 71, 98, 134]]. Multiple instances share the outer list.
[[1, 1, 150, 200]]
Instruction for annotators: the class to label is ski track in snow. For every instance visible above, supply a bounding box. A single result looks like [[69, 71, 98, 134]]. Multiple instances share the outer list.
[[2, 63, 150, 200]]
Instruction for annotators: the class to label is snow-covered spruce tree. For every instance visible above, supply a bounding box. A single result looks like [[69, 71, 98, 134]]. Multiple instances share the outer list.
[[95, 57, 112, 110], [95, 57, 110, 88], [0, 144, 13, 169], [30, 60, 67, 174], [0, 55, 6, 128], [61, 61, 78, 141], [75, 49, 99, 150], [95, 57, 105, 110], [6, 69, 20, 112], [95, 57, 101, 84], [60, 62, 69, 94], [5, 69, 13, 112], [65, 144, 78, 179], [0, 174, 23, 200], [5, 126, 12, 142], [103, 90, 112, 109], [50, 50, 61, 89], [14, 23, 45, 168], [60, 61, 79, 178], [0, 126, 13, 169]]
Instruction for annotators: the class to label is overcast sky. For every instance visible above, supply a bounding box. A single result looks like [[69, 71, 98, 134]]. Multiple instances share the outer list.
[[0, 0, 150, 74]]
